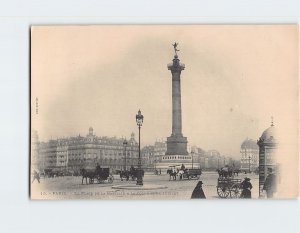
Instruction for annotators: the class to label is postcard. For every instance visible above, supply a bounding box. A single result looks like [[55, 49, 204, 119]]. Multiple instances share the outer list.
[[30, 25, 299, 199]]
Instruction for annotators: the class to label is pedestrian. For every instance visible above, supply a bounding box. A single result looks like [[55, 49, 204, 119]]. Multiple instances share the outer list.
[[181, 163, 185, 171], [95, 163, 101, 174], [191, 181, 206, 199], [240, 177, 252, 198], [32, 170, 40, 184], [263, 168, 277, 198]]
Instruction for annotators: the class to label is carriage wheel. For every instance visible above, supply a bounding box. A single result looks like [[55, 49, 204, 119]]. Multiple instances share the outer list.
[[217, 186, 230, 198], [230, 184, 242, 198]]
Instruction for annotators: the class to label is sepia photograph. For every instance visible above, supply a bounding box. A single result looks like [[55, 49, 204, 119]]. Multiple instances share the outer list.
[[30, 25, 298, 200]]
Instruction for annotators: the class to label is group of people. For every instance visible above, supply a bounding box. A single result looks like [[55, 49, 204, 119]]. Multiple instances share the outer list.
[[239, 167, 277, 199], [191, 167, 277, 199]]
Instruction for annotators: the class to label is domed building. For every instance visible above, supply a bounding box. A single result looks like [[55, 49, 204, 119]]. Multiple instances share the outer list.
[[257, 121, 278, 197], [240, 138, 259, 172]]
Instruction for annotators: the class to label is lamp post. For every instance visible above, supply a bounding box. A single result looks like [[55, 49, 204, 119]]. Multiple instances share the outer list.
[[248, 155, 251, 173], [191, 151, 194, 169], [123, 139, 128, 171], [198, 155, 201, 169], [135, 109, 144, 186]]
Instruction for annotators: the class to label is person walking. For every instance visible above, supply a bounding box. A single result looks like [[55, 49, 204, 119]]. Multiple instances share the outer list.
[[240, 177, 252, 198], [32, 170, 40, 184], [191, 181, 206, 199], [263, 168, 277, 198]]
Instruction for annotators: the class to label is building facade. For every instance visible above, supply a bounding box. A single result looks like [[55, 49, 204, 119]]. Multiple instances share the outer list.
[[149, 142, 236, 171], [37, 127, 140, 172], [141, 145, 155, 170], [240, 138, 259, 172], [31, 130, 40, 171]]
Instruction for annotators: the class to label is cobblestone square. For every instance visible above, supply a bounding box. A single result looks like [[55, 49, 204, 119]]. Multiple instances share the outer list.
[[31, 171, 259, 200]]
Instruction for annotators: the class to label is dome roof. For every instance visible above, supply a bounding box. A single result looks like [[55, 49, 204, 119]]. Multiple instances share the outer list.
[[241, 139, 258, 150], [258, 123, 277, 145], [260, 125, 276, 141]]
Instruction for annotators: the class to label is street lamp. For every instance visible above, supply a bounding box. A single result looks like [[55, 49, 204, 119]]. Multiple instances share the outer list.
[[248, 155, 251, 173], [123, 139, 128, 171], [191, 151, 194, 169], [135, 109, 144, 186], [198, 155, 201, 169]]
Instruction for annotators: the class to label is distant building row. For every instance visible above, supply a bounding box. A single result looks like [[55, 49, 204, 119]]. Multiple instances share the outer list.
[[142, 141, 239, 171], [31, 127, 142, 172], [31, 127, 240, 173], [32, 128, 263, 173]]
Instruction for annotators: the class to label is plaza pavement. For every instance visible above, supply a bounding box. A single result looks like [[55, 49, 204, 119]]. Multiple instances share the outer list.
[[31, 171, 259, 200]]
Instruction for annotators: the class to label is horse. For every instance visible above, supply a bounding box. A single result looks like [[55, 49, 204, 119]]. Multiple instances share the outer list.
[[217, 166, 237, 178], [129, 168, 144, 181], [116, 168, 144, 181], [118, 170, 130, 181], [167, 169, 177, 181], [233, 169, 241, 176], [228, 168, 233, 177], [217, 168, 229, 178], [178, 169, 185, 180], [80, 168, 96, 185]]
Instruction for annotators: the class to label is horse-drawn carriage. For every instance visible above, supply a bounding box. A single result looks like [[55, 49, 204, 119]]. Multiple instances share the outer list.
[[117, 166, 144, 181], [216, 177, 242, 198], [81, 167, 114, 184], [179, 168, 202, 180], [216, 166, 241, 178], [167, 165, 202, 181], [43, 168, 65, 178]]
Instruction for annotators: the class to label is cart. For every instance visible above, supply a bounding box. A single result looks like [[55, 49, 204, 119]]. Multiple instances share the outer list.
[[179, 168, 202, 180], [216, 177, 242, 198], [82, 167, 114, 184]]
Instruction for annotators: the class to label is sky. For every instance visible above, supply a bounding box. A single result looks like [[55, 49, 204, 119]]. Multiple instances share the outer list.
[[31, 25, 298, 158]]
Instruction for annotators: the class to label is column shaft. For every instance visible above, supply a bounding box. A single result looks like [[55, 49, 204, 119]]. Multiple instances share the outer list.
[[172, 73, 182, 136]]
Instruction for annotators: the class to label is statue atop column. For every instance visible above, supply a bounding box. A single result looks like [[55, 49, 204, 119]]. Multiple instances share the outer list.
[[172, 42, 180, 56]]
